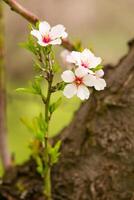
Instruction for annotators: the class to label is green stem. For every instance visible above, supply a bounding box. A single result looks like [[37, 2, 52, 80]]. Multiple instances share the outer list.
[[44, 60, 53, 199]]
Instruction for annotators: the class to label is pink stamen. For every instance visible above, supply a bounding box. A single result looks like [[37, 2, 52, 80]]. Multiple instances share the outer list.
[[43, 35, 51, 43], [81, 62, 88, 68], [75, 76, 83, 85]]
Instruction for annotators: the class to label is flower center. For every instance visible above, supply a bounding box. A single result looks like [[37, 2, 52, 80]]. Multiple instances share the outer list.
[[81, 62, 88, 68], [75, 76, 83, 85], [43, 35, 51, 43]]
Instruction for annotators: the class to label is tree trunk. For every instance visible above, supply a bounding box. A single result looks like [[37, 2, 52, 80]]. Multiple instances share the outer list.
[[0, 3, 11, 169], [52, 39, 134, 200]]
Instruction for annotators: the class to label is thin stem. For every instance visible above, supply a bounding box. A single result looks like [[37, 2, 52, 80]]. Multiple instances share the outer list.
[[43, 52, 54, 200]]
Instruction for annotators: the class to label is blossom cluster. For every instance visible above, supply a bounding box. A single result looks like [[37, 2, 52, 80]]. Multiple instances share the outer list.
[[31, 21, 106, 100]]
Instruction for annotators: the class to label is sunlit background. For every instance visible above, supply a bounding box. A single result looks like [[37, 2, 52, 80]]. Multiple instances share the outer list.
[[2, 0, 134, 167]]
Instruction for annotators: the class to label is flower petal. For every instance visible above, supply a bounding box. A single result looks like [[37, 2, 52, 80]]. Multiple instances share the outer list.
[[95, 69, 104, 77], [63, 83, 77, 98], [75, 67, 88, 78], [37, 40, 49, 46], [66, 51, 81, 65], [80, 49, 102, 69], [77, 85, 90, 100], [94, 78, 106, 91], [31, 30, 42, 41], [50, 24, 68, 39], [39, 21, 51, 35], [90, 57, 102, 68], [49, 38, 62, 45], [83, 74, 96, 87], [61, 70, 75, 83], [81, 49, 94, 60]]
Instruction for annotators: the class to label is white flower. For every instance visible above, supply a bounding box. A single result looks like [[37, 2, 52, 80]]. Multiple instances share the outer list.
[[31, 21, 68, 47], [88, 69, 106, 91], [61, 67, 95, 100], [67, 48, 102, 70]]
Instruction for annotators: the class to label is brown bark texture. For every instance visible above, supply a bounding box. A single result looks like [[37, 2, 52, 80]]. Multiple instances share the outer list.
[[0, 40, 134, 200], [0, 3, 11, 169], [52, 39, 134, 200]]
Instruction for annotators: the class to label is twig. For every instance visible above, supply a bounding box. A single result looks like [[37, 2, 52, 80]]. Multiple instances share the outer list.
[[2, 0, 75, 51]]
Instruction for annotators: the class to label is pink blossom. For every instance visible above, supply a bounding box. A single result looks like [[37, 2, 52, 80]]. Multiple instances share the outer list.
[[31, 21, 68, 47]]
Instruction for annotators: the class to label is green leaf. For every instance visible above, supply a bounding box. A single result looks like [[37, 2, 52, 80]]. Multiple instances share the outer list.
[[92, 65, 104, 72], [20, 35, 37, 55], [54, 140, 62, 152], [21, 113, 47, 141], [36, 156, 44, 175], [48, 141, 62, 165], [49, 97, 62, 114], [34, 61, 43, 72], [52, 61, 61, 73], [51, 82, 65, 93], [16, 87, 38, 94], [74, 40, 83, 51], [31, 76, 43, 95], [32, 113, 47, 141], [35, 21, 40, 29], [16, 76, 43, 95]]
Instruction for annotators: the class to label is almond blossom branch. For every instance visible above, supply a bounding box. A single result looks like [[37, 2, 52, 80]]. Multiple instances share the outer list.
[[2, 0, 75, 51]]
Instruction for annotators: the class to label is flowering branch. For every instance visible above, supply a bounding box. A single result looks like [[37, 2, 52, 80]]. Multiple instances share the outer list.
[[15, 20, 106, 200], [2, 0, 75, 51]]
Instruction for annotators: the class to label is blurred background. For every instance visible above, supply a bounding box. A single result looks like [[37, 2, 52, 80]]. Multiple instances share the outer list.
[[2, 0, 134, 167]]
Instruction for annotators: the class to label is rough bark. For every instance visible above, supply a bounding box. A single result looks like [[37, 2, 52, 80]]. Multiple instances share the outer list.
[[52, 39, 134, 200], [0, 3, 11, 169]]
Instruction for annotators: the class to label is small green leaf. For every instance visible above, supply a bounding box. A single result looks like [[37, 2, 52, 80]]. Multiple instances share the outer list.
[[36, 156, 44, 175], [52, 62, 61, 73], [34, 61, 43, 72], [92, 65, 104, 72], [48, 141, 62, 165], [32, 113, 47, 141], [16, 87, 37, 94], [54, 140, 62, 152], [21, 113, 47, 141], [51, 82, 65, 93], [16, 76, 43, 95], [74, 40, 83, 51], [20, 35, 37, 55], [49, 98, 62, 114]]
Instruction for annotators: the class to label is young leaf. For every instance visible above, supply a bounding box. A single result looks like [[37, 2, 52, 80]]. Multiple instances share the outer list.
[[92, 65, 104, 72], [48, 141, 62, 165], [51, 82, 65, 93], [20, 35, 37, 55], [16, 76, 43, 95], [49, 97, 62, 114], [32, 114, 47, 141], [21, 113, 47, 141], [36, 156, 44, 175], [16, 87, 38, 94]]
